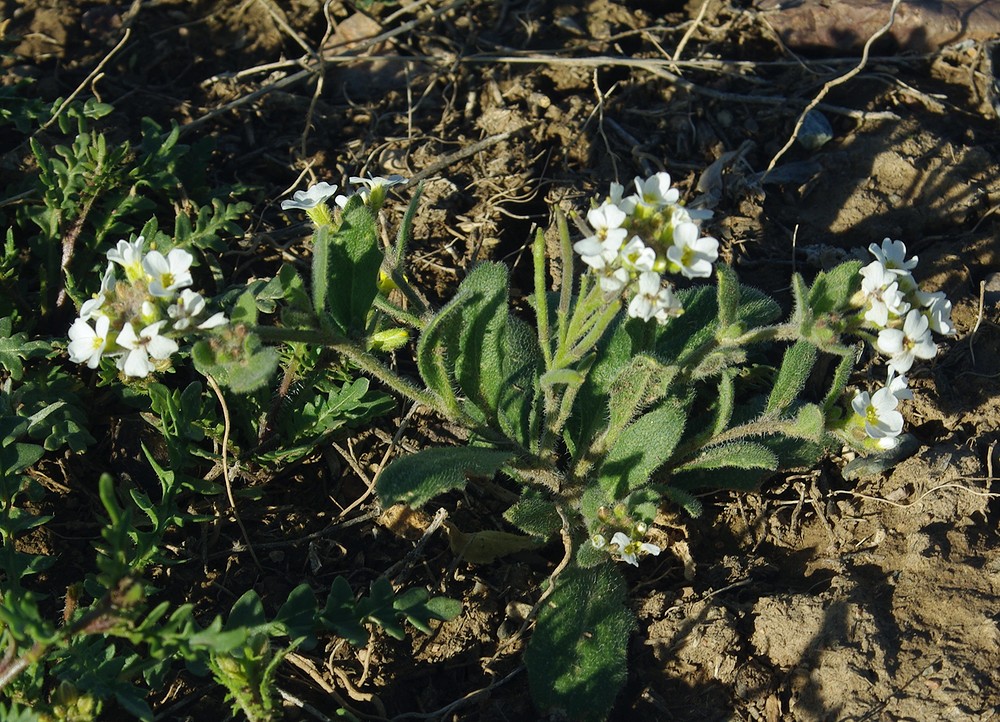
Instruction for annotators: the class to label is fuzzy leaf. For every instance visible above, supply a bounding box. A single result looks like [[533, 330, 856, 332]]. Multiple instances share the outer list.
[[320, 198, 383, 334], [766, 341, 816, 415], [504, 487, 561, 539], [598, 399, 686, 499], [674, 442, 779, 473], [453, 262, 509, 419], [823, 345, 860, 415], [496, 315, 542, 447], [788, 403, 825, 442], [377, 446, 514, 507], [525, 565, 634, 722], [606, 354, 675, 441], [416, 287, 464, 414], [715, 264, 740, 328], [807, 260, 863, 315]]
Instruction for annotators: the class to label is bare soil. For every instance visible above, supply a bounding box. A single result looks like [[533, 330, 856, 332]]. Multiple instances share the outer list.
[[3, 0, 999, 720]]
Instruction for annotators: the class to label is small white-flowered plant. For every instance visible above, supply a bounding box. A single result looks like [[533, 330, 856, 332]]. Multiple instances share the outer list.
[[66, 234, 227, 378]]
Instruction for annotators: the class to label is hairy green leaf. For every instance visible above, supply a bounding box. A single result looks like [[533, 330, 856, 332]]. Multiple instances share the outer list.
[[674, 441, 779, 472], [320, 198, 383, 334], [377, 446, 514, 507], [525, 565, 634, 722], [504, 487, 561, 539], [766, 341, 816, 414], [598, 399, 686, 499]]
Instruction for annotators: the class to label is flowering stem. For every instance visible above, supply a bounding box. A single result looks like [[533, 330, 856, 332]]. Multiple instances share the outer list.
[[533, 227, 553, 369]]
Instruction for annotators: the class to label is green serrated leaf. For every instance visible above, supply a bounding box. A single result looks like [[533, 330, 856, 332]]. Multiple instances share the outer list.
[[525, 565, 634, 722], [321, 577, 368, 646], [766, 341, 816, 415], [376, 446, 514, 507]]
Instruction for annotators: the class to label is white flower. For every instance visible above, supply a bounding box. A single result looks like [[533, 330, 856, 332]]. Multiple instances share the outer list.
[[869, 238, 918, 275], [168, 289, 216, 330], [116, 320, 179, 377], [628, 271, 681, 324], [280, 182, 339, 211], [851, 386, 904, 449], [349, 174, 406, 192], [633, 172, 680, 209], [599, 266, 630, 297], [107, 236, 146, 282], [877, 309, 937, 373], [197, 312, 228, 330], [885, 370, 913, 401], [916, 290, 953, 335], [573, 203, 628, 270], [143, 248, 194, 298], [80, 263, 116, 321], [628, 272, 663, 321], [619, 236, 656, 273], [608, 181, 638, 215], [591, 533, 608, 550], [860, 267, 910, 329], [610, 531, 662, 567], [666, 222, 718, 279], [67, 315, 111, 369]]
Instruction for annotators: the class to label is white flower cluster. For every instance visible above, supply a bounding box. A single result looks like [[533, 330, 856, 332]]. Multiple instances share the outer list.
[[851, 238, 952, 449], [573, 173, 719, 324], [859, 238, 953, 374], [67, 237, 226, 377]]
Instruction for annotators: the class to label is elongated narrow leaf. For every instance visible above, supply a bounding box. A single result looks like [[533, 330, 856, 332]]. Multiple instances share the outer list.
[[311, 224, 333, 318], [377, 446, 514, 507], [711, 368, 737, 437], [823, 345, 860, 415], [598, 399, 686, 498], [715, 264, 740, 328], [674, 442, 778, 472], [766, 340, 816, 414], [525, 565, 634, 722]]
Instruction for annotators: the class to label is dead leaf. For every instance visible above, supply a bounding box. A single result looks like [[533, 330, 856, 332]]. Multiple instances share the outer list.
[[442, 521, 542, 564]]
